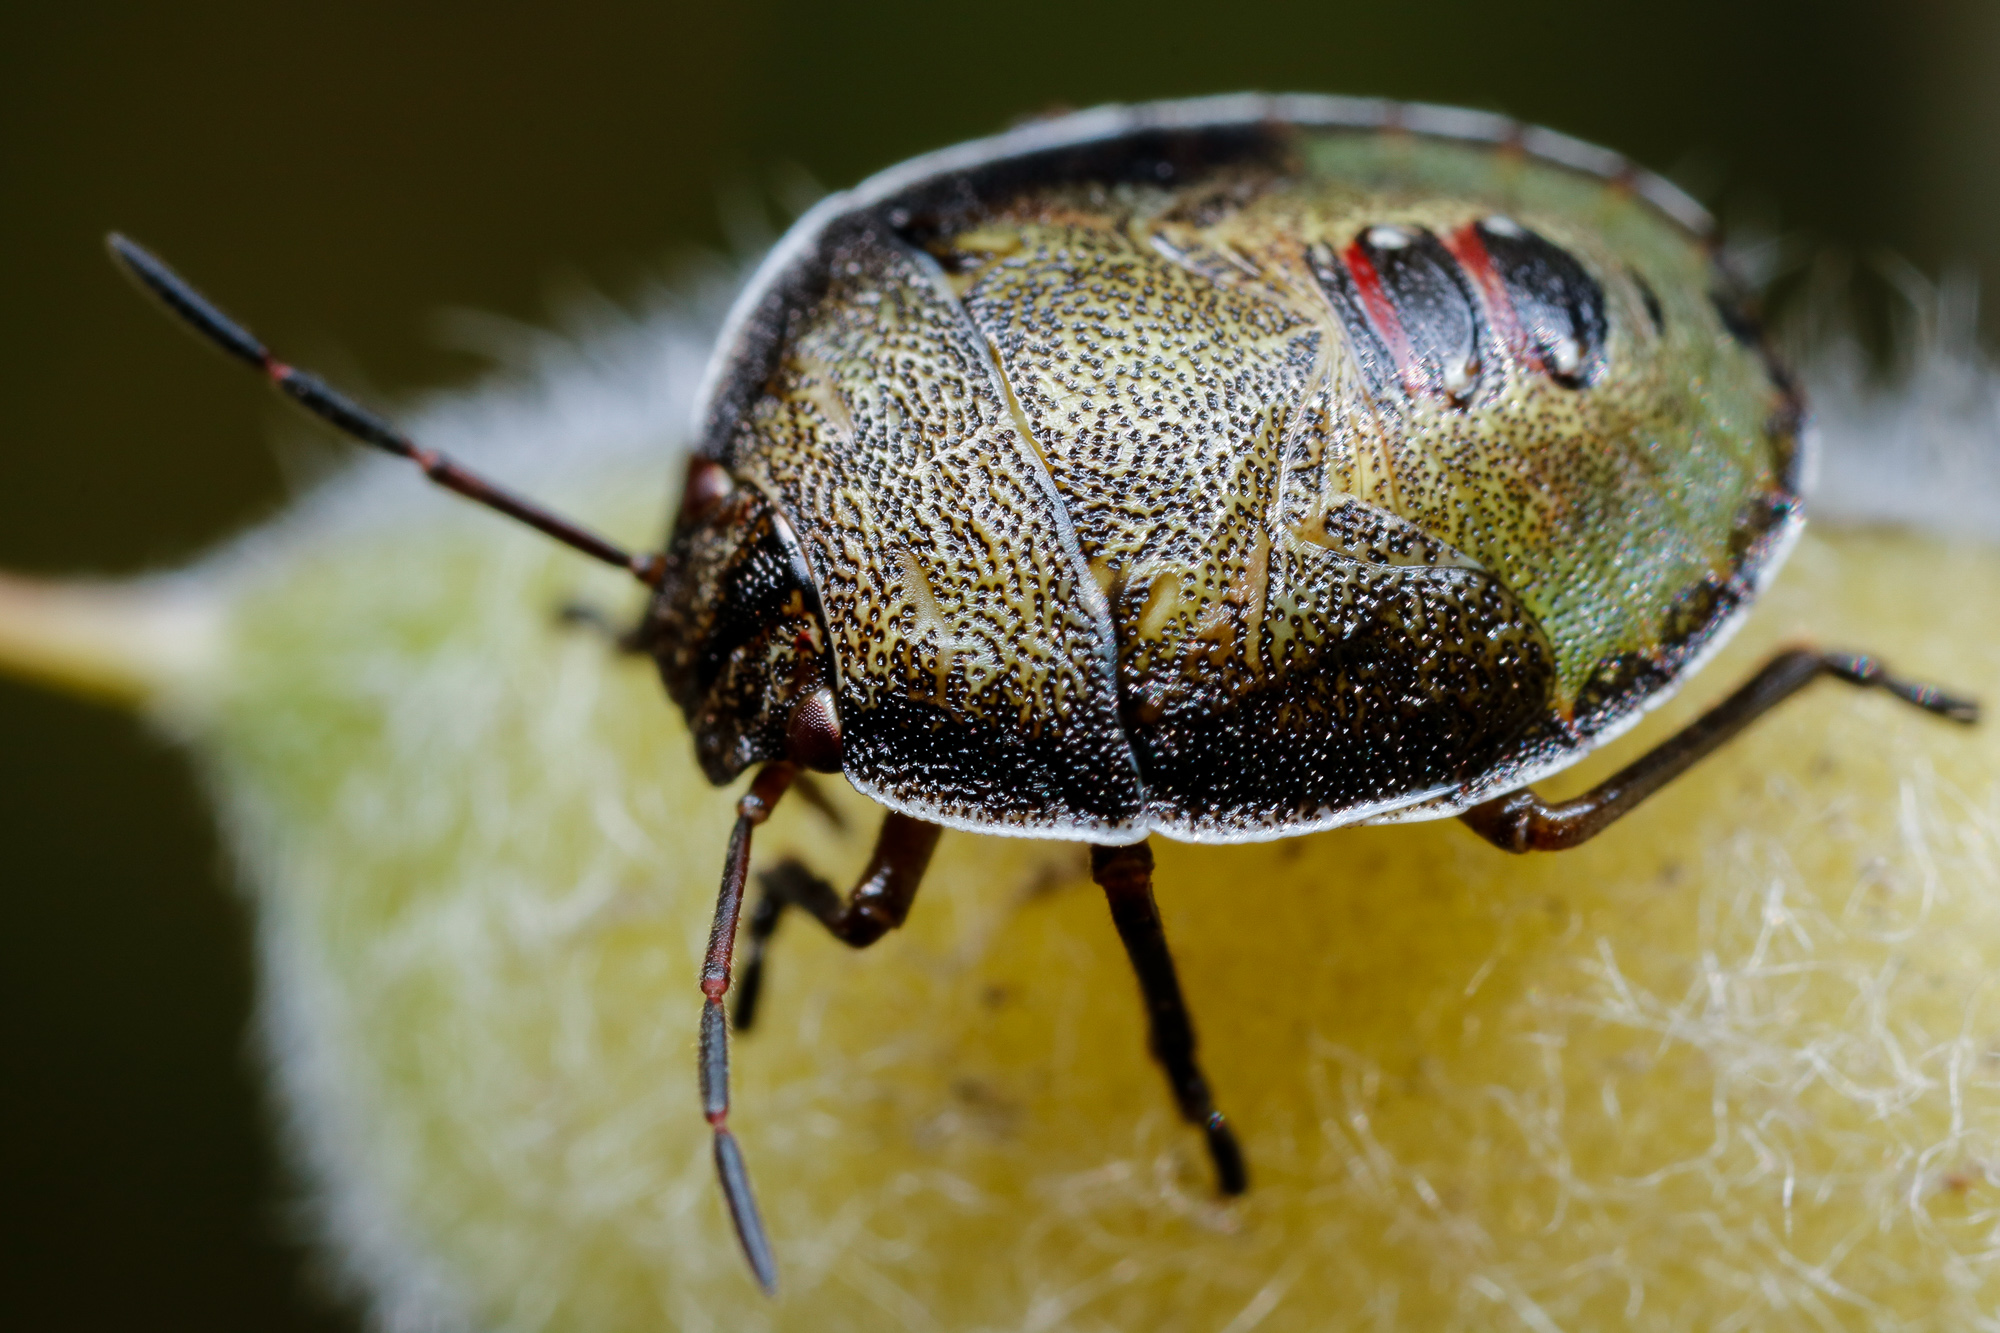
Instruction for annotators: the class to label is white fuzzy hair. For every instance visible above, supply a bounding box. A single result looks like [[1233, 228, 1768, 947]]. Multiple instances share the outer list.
[[225, 266, 739, 1332]]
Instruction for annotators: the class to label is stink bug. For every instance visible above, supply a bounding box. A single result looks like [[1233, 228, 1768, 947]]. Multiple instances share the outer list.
[[107, 93, 1979, 1294]]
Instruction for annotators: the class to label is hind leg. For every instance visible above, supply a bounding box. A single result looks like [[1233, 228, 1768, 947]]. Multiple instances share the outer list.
[[1463, 648, 1978, 852], [1093, 840, 1248, 1196]]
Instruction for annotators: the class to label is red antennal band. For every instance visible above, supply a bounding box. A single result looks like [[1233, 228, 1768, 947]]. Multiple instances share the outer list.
[[106, 233, 666, 588]]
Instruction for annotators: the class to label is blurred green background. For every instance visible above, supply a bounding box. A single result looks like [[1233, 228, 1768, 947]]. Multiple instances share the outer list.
[[3, 2, 1997, 1327]]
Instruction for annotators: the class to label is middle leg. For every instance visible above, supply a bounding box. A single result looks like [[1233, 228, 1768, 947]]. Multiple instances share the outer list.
[[1093, 840, 1248, 1196], [732, 810, 942, 1031]]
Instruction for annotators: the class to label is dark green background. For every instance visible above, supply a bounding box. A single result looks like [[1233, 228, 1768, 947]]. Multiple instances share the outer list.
[[4, 3, 1996, 1327]]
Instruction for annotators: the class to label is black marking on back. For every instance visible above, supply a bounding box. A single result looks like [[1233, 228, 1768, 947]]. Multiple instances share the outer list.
[[1129, 564, 1559, 833], [1476, 219, 1607, 388], [843, 690, 1147, 830], [1356, 225, 1488, 404], [1307, 242, 1400, 402]]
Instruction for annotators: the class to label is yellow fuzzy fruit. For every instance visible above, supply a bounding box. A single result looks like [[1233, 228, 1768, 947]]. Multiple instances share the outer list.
[[4, 349, 1996, 1331]]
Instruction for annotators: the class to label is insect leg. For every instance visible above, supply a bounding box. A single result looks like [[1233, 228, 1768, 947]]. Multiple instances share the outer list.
[[733, 811, 940, 1031], [1091, 840, 1248, 1196], [783, 774, 848, 832], [1462, 647, 1979, 853], [698, 760, 796, 1295]]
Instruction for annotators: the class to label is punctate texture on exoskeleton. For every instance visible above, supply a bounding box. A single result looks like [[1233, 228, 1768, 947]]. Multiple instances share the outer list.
[[658, 98, 1801, 843]]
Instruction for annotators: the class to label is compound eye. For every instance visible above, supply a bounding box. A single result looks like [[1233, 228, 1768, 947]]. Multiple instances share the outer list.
[[678, 457, 736, 527], [785, 686, 843, 773], [1473, 216, 1607, 388]]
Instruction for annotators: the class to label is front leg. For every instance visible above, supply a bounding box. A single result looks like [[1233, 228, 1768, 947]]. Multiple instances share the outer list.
[[732, 810, 941, 1030], [1463, 647, 1978, 852]]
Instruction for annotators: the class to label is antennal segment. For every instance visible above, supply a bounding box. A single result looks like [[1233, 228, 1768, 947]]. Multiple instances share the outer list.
[[106, 234, 666, 587]]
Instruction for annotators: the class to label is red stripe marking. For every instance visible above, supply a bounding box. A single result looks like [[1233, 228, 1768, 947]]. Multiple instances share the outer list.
[[1443, 223, 1531, 370], [1340, 240, 1418, 394]]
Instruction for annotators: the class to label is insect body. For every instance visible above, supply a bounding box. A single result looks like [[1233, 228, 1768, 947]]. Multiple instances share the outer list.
[[108, 94, 1979, 1295], [669, 99, 1797, 840]]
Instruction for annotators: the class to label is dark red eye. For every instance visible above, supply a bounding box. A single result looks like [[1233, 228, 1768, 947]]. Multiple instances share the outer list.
[[785, 687, 844, 773], [678, 457, 736, 527]]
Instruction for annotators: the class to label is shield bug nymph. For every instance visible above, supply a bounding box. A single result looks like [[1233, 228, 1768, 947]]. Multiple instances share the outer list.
[[107, 93, 1979, 1294]]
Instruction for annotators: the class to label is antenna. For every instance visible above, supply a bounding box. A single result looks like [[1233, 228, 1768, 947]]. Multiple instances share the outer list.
[[106, 234, 666, 587]]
